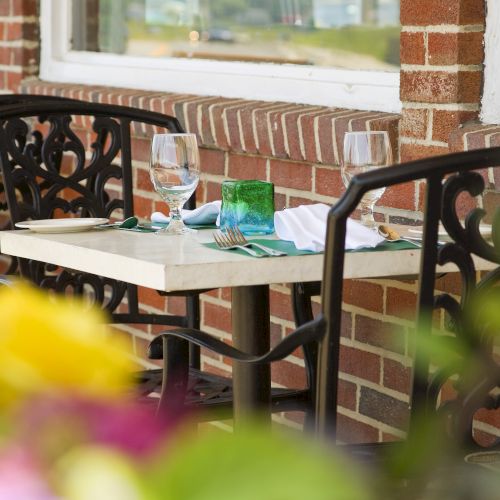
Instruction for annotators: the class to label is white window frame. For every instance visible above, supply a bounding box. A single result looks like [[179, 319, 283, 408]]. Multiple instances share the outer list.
[[482, 0, 500, 124], [40, 0, 401, 114]]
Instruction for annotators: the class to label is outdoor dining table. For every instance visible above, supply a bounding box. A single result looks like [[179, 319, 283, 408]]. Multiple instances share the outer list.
[[0, 226, 495, 424]]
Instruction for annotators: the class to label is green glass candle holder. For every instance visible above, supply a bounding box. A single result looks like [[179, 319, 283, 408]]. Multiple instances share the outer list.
[[220, 180, 275, 235]]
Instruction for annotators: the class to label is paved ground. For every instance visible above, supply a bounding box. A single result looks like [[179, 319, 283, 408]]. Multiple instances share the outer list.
[[126, 39, 399, 71]]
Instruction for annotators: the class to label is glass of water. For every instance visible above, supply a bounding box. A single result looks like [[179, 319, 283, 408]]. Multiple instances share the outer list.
[[341, 131, 393, 229], [149, 133, 200, 235]]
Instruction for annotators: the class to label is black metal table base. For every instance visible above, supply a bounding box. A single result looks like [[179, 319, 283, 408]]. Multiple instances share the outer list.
[[136, 368, 310, 422], [231, 285, 271, 425]]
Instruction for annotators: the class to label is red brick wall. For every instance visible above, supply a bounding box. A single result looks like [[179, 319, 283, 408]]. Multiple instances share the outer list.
[[0, 0, 498, 443], [400, 0, 485, 161], [0, 0, 38, 92], [398, 0, 499, 445]]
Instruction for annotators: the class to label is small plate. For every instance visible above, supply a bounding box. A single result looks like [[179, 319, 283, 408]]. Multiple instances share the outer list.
[[15, 218, 109, 234], [408, 224, 492, 242], [464, 451, 500, 472]]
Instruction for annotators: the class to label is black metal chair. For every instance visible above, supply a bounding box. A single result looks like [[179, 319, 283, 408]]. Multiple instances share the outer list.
[[0, 94, 80, 106], [315, 146, 500, 451], [0, 95, 86, 274], [0, 99, 208, 401], [151, 146, 500, 452]]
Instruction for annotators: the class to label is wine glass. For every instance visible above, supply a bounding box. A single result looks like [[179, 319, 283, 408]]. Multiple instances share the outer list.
[[149, 133, 200, 235], [341, 131, 393, 229]]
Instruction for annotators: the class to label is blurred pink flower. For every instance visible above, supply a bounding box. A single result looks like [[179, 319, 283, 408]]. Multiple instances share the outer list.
[[0, 446, 57, 500], [16, 395, 181, 460]]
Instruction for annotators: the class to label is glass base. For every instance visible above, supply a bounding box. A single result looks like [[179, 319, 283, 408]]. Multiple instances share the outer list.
[[360, 206, 377, 229], [155, 219, 197, 235], [226, 224, 274, 236], [360, 216, 376, 229]]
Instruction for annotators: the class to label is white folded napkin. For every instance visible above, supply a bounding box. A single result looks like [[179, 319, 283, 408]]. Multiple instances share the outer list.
[[151, 200, 221, 226], [274, 203, 384, 252]]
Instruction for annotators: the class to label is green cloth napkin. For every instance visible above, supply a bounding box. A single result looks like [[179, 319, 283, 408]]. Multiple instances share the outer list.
[[203, 238, 419, 257]]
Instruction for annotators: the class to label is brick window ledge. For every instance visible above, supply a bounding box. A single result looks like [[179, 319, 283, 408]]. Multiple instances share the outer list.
[[450, 121, 500, 152], [21, 81, 400, 167]]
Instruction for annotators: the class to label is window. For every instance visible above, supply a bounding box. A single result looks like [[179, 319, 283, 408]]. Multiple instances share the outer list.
[[40, 0, 401, 112], [482, 0, 500, 124]]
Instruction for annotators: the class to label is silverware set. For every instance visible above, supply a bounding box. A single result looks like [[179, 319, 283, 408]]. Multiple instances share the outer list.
[[378, 224, 422, 247], [213, 226, 286, 257]]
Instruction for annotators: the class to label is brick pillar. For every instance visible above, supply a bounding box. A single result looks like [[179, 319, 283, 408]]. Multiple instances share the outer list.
[[0, 0, 40, 93], [399, 0, 485, 161]]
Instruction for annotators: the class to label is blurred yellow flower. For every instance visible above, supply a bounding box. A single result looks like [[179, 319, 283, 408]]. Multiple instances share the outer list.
[[0, 283, 135, 406]]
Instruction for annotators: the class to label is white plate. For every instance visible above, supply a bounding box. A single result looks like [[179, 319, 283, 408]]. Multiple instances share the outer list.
[[464, 451, 500, 472], [15, 218, 109, 234], [408, 224, 492, 242]]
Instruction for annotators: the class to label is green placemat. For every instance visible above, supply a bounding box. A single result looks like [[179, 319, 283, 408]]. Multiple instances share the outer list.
[[351, 240, 420, 253], [204, 238, 318, 257], [203, 238, 419, 257]]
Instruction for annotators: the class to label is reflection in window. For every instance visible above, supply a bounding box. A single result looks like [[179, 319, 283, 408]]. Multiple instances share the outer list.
[[72, 0, 400, 70]]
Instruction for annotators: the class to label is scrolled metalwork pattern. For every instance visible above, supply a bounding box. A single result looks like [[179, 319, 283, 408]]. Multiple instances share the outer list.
[[0, 112, 128, 313], [441, 171, 500, 262], [3, 115, 123, 221], [429, 172, 500, 448]]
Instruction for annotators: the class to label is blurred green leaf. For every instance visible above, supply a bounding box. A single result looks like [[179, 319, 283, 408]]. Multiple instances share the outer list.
[[465, 287, 500, 340], [413, 331, 468, 376], [146, 425, 373, 500]]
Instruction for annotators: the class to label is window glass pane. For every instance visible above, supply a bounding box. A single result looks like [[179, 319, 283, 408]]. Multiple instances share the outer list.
[[72, 0, 400, 71]]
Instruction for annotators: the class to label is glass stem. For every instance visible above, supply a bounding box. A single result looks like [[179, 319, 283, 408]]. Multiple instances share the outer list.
[[360, 199, 376, 228], [170, 203, 183, 223], [163, 201, 186, 233]]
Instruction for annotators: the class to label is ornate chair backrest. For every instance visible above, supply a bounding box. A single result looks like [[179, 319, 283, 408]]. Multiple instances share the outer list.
[[0, 100, 189, 222], [0, 100, 193, 319], [0, 95, 83, 273], [317, 147, 500, 450]]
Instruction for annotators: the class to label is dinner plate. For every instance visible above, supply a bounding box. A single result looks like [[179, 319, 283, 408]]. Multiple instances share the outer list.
[[407, 224, 492, 242], [15, 218, 109, 234]]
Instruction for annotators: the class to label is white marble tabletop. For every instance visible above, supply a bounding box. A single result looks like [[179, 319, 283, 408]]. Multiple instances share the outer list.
[[0, 228, 494, 292]]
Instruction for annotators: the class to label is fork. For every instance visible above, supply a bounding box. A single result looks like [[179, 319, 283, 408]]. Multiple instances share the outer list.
[[226, 226, 287, 256], [213, 231, 263, 257]]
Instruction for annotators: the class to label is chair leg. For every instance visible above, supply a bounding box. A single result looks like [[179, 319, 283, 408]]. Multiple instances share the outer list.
[[187, 294, 201, 369], [292, 280, 321, 389], [292, 282, 320, 430], [292, 282, 316, 327], [303, 401, 317, 431]]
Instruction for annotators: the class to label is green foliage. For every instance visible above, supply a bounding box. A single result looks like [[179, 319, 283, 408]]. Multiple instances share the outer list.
[[146, 425, 373, 500], [128, 21, 190, 42], [210, 0, 247, 24], [465, 286, 500, 339], [291, 26, 400, 64], [126, 22, 400, 65]]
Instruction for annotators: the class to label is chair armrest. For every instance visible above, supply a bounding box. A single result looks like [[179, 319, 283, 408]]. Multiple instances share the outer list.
[[149, 315, 326, 364]]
